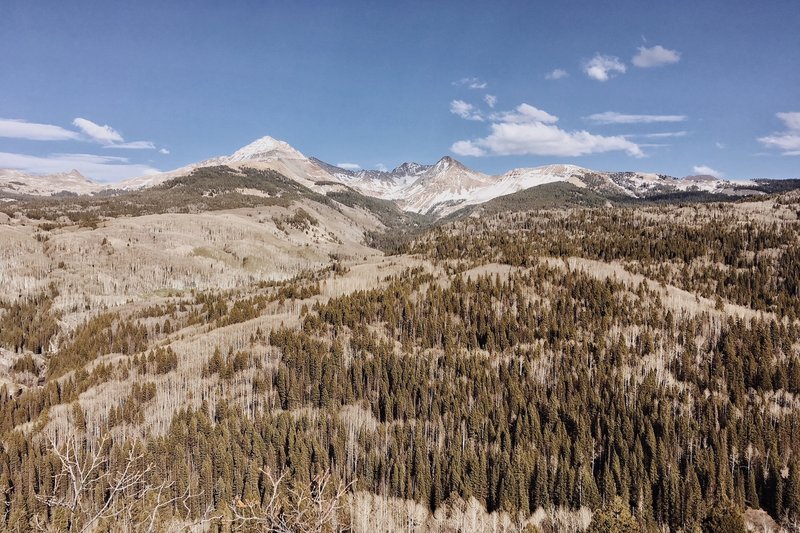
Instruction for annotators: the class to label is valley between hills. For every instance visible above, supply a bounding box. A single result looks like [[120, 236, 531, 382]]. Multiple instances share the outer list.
[[0, 140, 799, 532]]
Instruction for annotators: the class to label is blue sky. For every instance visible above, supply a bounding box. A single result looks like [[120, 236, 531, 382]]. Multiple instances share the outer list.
[[1, 0, 799, 182]]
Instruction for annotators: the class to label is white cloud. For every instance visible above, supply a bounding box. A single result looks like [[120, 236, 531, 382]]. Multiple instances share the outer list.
[[484, 94, 497, 108], [758, 112, 800, 155], [72, 117, 160, 151], [159, 148, 170, 155], [450, 140, 487, 157], [375, 163, 388, 172], [0, 151, 160, 182], [777, 112, 800, 130], [692, 164, 724, 178], [758, 133, 800, 155], [587, 111, 687, 124], [583, 54, 626, 81], [0, 118, 80, 141], [490, 103, 558, 124], [453, 77, 487, 89], [72, 118, 124, 144], [451, 102, 643, 158], [450, 100, 484, 121], [640, 131, 688, 138], [105, 141, 156, 150], [545, 68, 568, 80], [632, 45, 681, 68], [336, 162, 361, 171]]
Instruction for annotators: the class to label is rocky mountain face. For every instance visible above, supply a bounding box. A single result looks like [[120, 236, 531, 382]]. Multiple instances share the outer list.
[[0, 135, 766, 216], [316, 159, 433, 200]]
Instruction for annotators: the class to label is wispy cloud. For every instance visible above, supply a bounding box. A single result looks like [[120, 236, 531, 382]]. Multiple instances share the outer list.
[[105, 141, 156, 150], [632, 45, 681, 68], [336, 162, 361, 171], [159, 148, 170, 155], [72, 117, 165, 152], [450, 140, 487, 157], [452, 77, 487, 89], [484, 94, 497, 108], [587, 111, 687, 124], [692, 164, 723, 178], [583, 54, 626, 81], [0, 116, 164, 153], [375, 163, 388, 172], [72, 118, 124, 144], [0, 116, 165, 179], [450, 100, 484, 121], [450, 103, 643, 158], [0, 151, 160, 182], [640, 131, 688, 138], [545, 68, 568, 80], [758, 112, 800, 155], [0, 118, 80, 141]]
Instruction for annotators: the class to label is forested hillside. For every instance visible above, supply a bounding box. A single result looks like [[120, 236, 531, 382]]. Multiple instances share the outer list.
[[0, 186, 799, 531]]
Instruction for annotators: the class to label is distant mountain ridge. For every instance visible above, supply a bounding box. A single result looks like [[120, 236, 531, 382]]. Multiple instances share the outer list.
[[0, 135, 784, 216], [0, 168, 103, 196], [312, 158, 432, 200]]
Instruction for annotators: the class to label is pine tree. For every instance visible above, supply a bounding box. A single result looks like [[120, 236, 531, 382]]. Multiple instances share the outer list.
[[587, 496, 642, 533], [787, 459, 800, 524], [703, 498, 746, 533]]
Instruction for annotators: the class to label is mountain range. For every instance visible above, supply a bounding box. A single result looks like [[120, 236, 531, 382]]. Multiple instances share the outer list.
[[0, 135, 781, 217]]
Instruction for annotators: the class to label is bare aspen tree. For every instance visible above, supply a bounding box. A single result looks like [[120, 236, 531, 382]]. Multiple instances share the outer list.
[[34, 436, 199, 533], [229, 468, 353, 533]]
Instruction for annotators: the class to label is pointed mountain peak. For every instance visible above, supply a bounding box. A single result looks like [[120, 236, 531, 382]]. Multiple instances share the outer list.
[[391, 162, 430, 176], [63, 169, 88, 179], [431, 155, 466, 173], [228, 135, 306, 162]]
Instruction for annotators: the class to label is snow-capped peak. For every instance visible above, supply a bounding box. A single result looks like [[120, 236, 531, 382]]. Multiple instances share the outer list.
[[391, 162, 429, 176], [430, 156, 464, 174], [228, 136, 307, 162], [57, 169, 85, 179]]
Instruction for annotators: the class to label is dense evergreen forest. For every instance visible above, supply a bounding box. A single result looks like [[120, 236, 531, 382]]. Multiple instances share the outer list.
[[0, 193, 799, 531]]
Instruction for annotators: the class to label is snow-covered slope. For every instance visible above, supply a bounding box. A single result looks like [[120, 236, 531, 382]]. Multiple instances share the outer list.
[[473, 164, 592, 202], [309, 159, 638, 216], [117, 136, 334, 192], [315, 160, 431, 199], [395, 157, 493, 215], [392, 163, 734, 216], [0, 135, 742, 216], [0, 169, 103, 196], [308, 157, 733, 217], [606, 172, 728, 196], [390, 163, 597, 216], [226, 136, 305, 162]]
